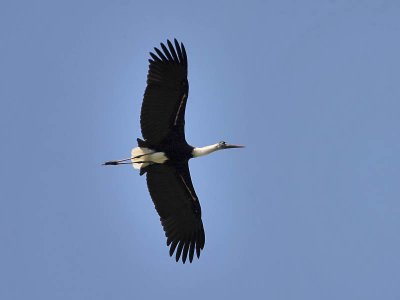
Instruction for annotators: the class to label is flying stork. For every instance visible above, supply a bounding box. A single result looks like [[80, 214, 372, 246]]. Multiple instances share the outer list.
[[104, 39, 244, 263]]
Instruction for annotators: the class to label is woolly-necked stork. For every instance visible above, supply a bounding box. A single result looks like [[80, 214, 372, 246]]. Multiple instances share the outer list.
[[104, 39, 243, 263]]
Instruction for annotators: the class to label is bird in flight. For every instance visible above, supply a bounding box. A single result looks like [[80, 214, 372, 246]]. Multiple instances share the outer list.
[[104, 39, 244, 263]]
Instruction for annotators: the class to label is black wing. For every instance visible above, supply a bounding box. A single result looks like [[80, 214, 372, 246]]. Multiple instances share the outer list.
[[141, 39, 189, 145], [146, 163, 205, 263]]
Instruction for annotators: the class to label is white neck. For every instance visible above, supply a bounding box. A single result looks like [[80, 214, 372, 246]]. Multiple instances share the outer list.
[[192, 144, 219, 158]]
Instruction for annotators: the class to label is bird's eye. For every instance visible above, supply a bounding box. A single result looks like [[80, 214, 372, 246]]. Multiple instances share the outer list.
[[219, 141, 226, 146]]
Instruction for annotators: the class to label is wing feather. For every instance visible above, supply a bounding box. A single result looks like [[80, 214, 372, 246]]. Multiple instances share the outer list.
[[167, 40, 179, 63], [141, 39, 189, 145], [174, 39, 184, 63], [160, 42, 174, 62], [146, 163, 205, 263]]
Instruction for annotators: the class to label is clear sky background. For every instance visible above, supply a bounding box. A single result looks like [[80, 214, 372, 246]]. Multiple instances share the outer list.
[[1, 1, 400, 299]]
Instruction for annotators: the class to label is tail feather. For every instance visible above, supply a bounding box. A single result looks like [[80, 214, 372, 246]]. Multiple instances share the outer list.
[[131, 147, 153, 169]]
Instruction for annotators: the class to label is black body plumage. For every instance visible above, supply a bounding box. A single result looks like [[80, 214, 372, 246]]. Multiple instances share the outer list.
[[138, 39, 205, 263]]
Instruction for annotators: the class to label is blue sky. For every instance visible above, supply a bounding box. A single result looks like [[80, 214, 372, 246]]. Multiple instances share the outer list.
[[1, 1, 400, 299]]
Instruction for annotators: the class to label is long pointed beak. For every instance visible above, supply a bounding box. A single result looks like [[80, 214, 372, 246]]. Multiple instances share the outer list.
[[224, 144, 245, 149]]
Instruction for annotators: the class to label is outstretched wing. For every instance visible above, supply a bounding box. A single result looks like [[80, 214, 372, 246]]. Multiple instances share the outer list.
[[145, 163, 205, 263], [140, 39, 189, 145]]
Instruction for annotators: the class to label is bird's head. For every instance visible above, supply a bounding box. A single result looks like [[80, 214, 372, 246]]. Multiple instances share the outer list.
[[216, 141, 245, 150]]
